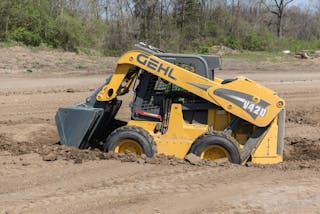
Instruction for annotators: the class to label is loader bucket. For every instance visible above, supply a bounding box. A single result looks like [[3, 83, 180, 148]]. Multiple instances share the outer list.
[[55, 78, 122, 149], [55, 99, 122, 149], [55, 104, 104, 148]]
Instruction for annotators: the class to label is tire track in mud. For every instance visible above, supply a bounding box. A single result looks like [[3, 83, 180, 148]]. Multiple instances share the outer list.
[[0, 160, 151, 211], [9, 162, 320, 214], [2, 164, 242, 213], [42, 166, 320, 214]]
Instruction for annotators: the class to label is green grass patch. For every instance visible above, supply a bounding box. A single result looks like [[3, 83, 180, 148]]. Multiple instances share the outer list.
[[0, 41, 57, 53], [0, 40, 25, 48]]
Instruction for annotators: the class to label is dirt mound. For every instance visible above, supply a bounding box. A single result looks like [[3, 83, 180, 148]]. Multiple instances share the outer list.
[[0, 123, 58, 155], [252, 159, 320, 171], [1, 123, 319, 168], [286, 108, 320, 126], [37, 144, 235, 167], [0, 132, 104, 163], [0, 46, 117, 75], [0, 133, 48, 155], [0, 120, 234, 167], [284, 137, 320, 161], [0, 131, 234, 167], [247, 137, 320, 171]]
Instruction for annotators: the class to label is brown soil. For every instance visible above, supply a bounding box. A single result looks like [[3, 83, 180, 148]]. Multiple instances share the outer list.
[[1, 46, 320, 213]]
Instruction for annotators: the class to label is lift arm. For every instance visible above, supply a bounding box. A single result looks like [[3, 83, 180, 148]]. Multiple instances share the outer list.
[[96, 50, 285, 127]]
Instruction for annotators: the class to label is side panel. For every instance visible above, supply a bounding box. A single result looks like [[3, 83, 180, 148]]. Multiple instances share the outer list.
[[127, 120, 158, 133], [130, 104, 208, 159], [251, 116, 283, 164]]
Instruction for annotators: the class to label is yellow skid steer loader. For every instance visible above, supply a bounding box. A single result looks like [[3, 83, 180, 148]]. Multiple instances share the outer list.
[[55, 43, 285, 164]]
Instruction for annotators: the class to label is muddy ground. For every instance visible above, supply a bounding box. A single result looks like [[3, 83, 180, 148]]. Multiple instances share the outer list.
[[0, 46, 320, 214]]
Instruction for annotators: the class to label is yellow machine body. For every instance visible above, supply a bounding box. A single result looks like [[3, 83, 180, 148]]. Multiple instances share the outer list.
[[94, 49, 285, 164], [56, 45, 285, 164]]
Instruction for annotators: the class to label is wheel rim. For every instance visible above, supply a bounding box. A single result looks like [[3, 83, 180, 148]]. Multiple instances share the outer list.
[[114, 139, 143, 155], [200, 145, 229, 160]]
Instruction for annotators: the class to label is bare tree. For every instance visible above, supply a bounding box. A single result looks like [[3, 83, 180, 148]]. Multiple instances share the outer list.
[[261, 0, 295, 38]]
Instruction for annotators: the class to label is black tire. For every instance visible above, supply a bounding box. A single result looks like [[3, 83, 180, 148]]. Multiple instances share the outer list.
[[104, 126, 156, 157], [189, 132, 241, 164]]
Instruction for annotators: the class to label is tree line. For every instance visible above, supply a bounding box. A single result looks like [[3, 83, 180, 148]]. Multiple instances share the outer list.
[[0, 0, 319, 55]]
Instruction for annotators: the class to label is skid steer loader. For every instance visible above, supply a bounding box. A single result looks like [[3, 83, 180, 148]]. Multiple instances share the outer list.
[[55, 43, 285, 164]]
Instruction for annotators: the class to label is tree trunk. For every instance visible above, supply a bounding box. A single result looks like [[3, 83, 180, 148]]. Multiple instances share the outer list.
[[277, 14, 283, 38], [5, 16, 9, 40]]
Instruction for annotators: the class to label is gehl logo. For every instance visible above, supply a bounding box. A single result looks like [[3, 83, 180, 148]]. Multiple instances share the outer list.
[[136, 53, 177, 80]]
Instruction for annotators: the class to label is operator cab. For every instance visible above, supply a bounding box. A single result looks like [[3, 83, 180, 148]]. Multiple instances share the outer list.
[[131, 44, 222, 125]]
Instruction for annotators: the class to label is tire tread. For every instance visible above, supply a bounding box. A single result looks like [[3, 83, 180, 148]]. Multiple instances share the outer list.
[[105, 125, 157, 156], [190, 131, 241, 164]]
